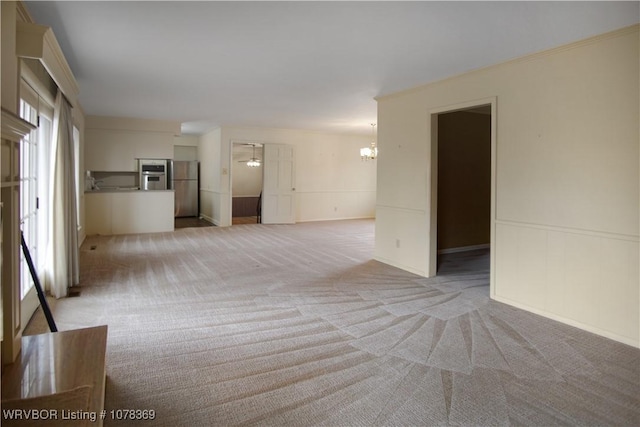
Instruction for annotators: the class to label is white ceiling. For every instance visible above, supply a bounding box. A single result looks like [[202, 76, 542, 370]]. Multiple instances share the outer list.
[[24, 1, 639, 136]]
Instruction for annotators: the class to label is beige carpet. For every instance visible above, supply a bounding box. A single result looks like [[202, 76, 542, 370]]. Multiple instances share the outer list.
[[26, 219, 640, 426]]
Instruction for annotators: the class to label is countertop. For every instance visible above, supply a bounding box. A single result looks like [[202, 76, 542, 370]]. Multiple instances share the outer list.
[[85, 188, 174, 193]]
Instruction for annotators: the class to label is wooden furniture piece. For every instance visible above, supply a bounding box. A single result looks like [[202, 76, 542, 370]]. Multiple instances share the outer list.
[[1, 326, 108, 426]]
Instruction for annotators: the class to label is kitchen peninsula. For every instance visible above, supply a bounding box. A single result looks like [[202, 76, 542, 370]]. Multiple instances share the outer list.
[[85, 189, 174, 236], [85, 164, 173, 235]]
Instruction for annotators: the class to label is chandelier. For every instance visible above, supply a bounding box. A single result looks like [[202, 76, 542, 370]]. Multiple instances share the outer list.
[[360, 123, 377, 160]]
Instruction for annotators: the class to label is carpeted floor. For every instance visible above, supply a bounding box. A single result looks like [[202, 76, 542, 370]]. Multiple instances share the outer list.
[[26, 219, 640, 426]]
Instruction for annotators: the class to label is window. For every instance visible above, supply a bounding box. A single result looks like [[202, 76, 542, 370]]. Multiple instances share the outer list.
[[18, 82, 53, 302], [19, 98, 39, 299]]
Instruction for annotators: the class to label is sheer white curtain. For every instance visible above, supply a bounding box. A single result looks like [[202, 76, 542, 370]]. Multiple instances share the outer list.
[[45, 90, 79, 298]]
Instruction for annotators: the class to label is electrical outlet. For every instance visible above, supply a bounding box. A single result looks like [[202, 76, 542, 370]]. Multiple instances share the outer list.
[[396, 239, 400, 248]]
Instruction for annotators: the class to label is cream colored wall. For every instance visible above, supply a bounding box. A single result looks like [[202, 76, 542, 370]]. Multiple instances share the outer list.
[[198, 127, 221, 224], [173, 135, 198, 147], [204, 126, 376, 226], [376, 25, 639, 346], [2, 1, 19, 112], [84, 116, 180, 171], [173, 136, 198, 161]]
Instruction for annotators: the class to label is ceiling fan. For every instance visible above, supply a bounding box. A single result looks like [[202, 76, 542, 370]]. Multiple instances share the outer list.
[[237, 144, 262, 167]]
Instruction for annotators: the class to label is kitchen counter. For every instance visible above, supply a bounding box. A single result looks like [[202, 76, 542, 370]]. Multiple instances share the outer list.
[[85, 188, 174, 193], [85, 191, 174, 235], [85, 187, 139, 193]]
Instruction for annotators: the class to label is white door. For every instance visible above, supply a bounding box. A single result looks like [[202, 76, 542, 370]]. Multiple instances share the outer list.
[[19, 98, 40, 328], [261, 144, 295, 224]]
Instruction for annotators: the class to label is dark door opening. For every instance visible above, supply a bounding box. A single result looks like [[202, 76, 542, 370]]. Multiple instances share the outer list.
[[436, 105, 492, 272], [231, 143, 263, 225]]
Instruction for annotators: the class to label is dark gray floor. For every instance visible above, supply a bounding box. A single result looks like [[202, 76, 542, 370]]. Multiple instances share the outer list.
[[174, 216, 214, 229]]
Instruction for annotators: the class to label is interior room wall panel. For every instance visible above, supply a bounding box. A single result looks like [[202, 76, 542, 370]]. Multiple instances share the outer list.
[[374, 205, 429, 276], [376, 25, 639, 346], [198, 128, 221, 224]]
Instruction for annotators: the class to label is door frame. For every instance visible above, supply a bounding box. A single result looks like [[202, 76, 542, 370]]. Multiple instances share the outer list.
[[18, 80, 55, 331], [428, 96, 497, 296], [229, 140, 264, 225], [228, 140, 296, 225]]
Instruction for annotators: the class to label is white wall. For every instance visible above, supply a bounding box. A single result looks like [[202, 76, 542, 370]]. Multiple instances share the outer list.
[[173, 135, 198, 161], [199, 126, 376, 226], [198, 127, 222, 224], [85, 116, 180, 171], [375, 25, 639, 346], [173, 135, 198, 148]]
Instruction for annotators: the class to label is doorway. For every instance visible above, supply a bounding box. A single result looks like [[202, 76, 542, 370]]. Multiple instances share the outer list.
[[429, 98, 496, 293], [231, 142, 263, 224], [18, 81, 55, 329]]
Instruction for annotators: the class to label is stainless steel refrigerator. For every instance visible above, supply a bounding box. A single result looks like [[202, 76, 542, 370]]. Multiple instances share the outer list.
[[168, 160, 198, 217]]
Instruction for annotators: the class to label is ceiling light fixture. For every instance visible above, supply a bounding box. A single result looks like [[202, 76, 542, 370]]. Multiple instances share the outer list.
[[360, 123, 377, 161], [246, 144, 261, 167]]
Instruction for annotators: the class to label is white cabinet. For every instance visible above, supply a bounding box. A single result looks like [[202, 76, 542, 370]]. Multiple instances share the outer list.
[[85, 191, 174, 235], [111, 192, 174, 235], [85, 192, 112, 235]]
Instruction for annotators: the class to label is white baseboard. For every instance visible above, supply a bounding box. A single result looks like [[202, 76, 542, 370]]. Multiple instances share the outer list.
[[199, 213, 217, 225], [438, 243, 490, 255], [492, 295, 639, 348], [296, 215, 375, 223]]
